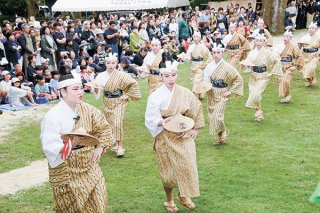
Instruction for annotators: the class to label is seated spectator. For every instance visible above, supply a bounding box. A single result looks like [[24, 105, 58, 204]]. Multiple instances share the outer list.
[[43, 67, 51, 83], [69, 50, 78, 69], [0, 71, 33, 106], [132, 48, 147, 66], [31, 65, 43, 85], [34, 74, 57, 103], [0, 87, 8, 104], [167, 37, 180, 59], [63, 58, 73, 73], [93, 45, 106, 70], [87, 56, 99, 70], [15, 71, 33, 88], [79, 46, 90, 60], [49, 71, 60, 98], [95, 29, 106, 50], [119, 51, 139, 77], [120, 43, 130, 59], [90, 66, 101, 81], [79, 65, 91, 92], [285, 14, 295, 30], [11, 77, 36, 106]]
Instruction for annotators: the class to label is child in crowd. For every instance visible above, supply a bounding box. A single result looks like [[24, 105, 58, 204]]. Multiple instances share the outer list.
[[49, 71, 60, 98], [34, 74, 57, 104], [43, 67, 52, 83]]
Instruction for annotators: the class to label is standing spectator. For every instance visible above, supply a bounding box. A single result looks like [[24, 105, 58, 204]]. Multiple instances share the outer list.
[[296, 0, 307, 29], [4, 31, 22, 68], [104, 21, 120, 55], [81, 21, 96, 56], [306, 0, 317, 27], [119, 22, 130, 46], [17, 23, 37, 77], [286, 1, 298, 26], [41, 26, 58, 71], [26, 55, 36, 82], [52, 22, 66, 58], [66, 25, 80, 55], [129, 26, 141, 53], [178, 12, 190, 41]]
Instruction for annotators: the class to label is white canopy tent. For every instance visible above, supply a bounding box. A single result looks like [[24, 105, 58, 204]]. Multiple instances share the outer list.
[[52, 0, 190, 12]]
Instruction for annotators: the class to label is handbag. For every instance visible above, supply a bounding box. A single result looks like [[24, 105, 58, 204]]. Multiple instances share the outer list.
[[0, 57, 8, 66]]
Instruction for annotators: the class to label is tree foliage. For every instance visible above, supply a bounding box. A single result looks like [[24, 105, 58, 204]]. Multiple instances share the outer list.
[[0, 0, 27, 17]]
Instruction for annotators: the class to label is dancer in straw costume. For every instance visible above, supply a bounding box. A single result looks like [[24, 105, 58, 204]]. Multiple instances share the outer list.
[[145, 61, 205, 212], [203, 44, 243, 145], [298, 22, 320, 87], [186, 31, 213, 99], [40, 70, 115, 213], [222, 23, 250, 67], [242, 33, 283, 121], [92, 53, 141, 157], [141, 38, 167, 95], [274, 30, 304, 103]]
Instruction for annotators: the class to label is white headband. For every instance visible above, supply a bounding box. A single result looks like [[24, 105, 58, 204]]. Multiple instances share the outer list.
[[193, 31, 201, 37], [58, 72, 82, 89], [151, 37, 161, 45], [283, 30, 293, 37], [159, 61, 179, 74], [255, 33, 266, 40], [105, 52, 118, 61], [308, 22, 318, 29], [212, 43, 225, 52]]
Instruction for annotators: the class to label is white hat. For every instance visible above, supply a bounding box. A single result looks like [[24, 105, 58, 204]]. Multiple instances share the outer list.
[[212, 43, 225, 52], [308, 22, 318, 29], [283, 30, 293, 37], [193, 31, 201, 37], [159, 61, 179, 74], [151, 37, 161, 45], [119, 17, 126, 21], [1, 70, 10, 76], [258, 18, 264, 24], [96, 29, 104, 34], [40, 57, 49, 64], [255, 33, 266, 40], [11, 77, 20, 83], [105, 52, 118, 61], [58, 72, 82, 89]]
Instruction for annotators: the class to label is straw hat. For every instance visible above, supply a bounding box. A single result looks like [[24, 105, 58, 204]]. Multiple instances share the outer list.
[[163, 114, 195, 133], [61, 127, 99, 146], [193, 81, 212, 94]]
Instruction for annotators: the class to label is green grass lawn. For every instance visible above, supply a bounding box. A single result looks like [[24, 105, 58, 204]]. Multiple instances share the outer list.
[[1, 62, 320, 212]]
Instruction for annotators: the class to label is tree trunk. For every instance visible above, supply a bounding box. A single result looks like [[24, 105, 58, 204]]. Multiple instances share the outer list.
[[26, 0, 37, 18], [262, 0, 287, 35]]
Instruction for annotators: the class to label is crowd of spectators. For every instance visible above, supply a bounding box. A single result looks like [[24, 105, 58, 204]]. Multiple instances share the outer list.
[[0, 0, 318, 108]]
